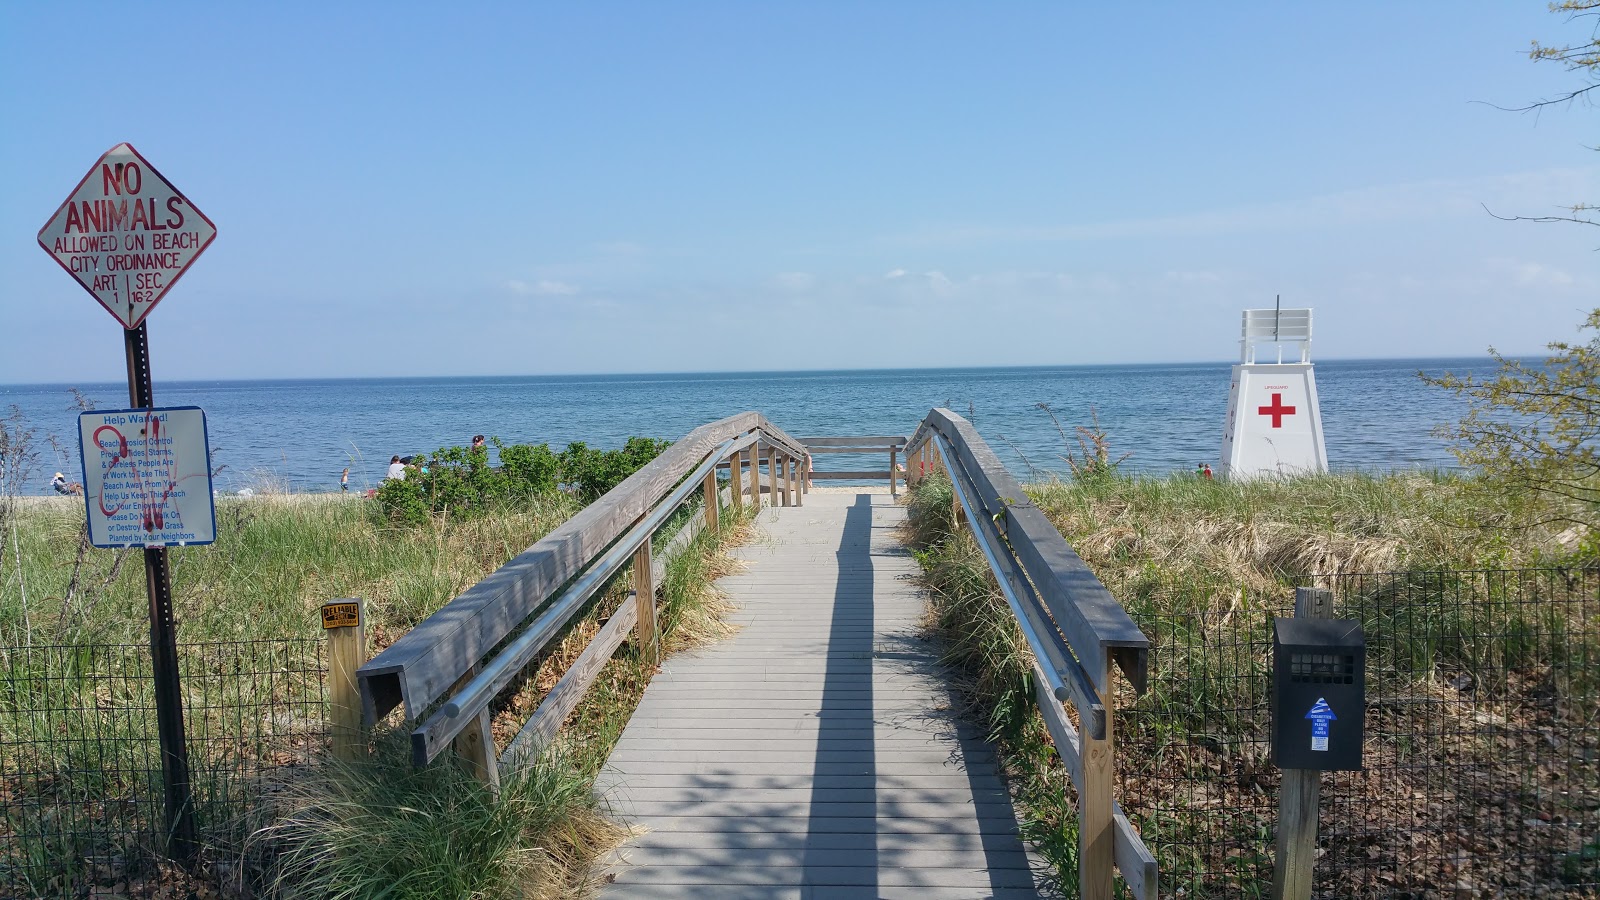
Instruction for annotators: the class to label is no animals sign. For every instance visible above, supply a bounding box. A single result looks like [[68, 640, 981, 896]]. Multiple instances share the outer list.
[[37, 143, 217, 329]]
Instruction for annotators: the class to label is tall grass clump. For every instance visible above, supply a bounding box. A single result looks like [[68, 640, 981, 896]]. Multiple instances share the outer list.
[[260, 737, 621, 900]]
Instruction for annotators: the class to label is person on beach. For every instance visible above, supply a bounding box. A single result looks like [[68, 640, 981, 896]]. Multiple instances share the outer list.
[[1196, 463, 1205, 477], [340, 468, 350, 493], [51, 472, 79, 495], [386, 455, 407, 481], [1203, 463, 1213, 480], [471, 435, 486, 451]]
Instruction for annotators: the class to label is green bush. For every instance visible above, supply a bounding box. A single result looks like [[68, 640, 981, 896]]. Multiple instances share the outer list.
[[556, 437, 672, 502], [377, 437, 670, 523]]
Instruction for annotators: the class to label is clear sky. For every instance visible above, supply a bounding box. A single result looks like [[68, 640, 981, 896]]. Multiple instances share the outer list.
[[2, 3, 1596, 383]]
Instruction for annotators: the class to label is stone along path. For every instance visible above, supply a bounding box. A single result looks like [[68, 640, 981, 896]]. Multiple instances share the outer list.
[[596, 491, 1048, 899]]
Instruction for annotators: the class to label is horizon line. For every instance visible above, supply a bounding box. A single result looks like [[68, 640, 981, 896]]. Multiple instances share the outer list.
[[0, 352, 1514, 390]]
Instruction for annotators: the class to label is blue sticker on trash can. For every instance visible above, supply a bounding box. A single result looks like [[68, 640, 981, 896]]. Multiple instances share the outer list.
[[1306, 697, 1337, 751]]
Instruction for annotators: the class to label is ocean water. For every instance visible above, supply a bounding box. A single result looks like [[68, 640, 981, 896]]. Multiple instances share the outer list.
[[0, 358, 1505, 495]]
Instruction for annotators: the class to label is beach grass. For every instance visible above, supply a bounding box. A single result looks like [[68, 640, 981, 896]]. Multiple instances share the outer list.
[[0, 493, 581, 649], [903, 469, 1596, 895], [0, 487, 755, 898]]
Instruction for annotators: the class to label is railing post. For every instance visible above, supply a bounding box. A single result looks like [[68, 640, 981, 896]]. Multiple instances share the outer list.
[[803, 454, 812, 493], [451, 663, 501, 792], [702, 469, 719, 531], [792, 453, 803, 506], [1273, 587, 1334, 900], [889, 447, 898, 497], [729, 455, 744, 512], [1080, 657, 1115, 900], [748, 445, 762, 508], [766, 447, 778, 508], [322, 598, 367, 761], [779, 455, 790, 507], [634, 535, 659, 666]]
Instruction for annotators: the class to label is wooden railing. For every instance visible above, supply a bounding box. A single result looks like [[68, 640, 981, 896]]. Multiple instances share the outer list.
[[906, 408, 1156, 900], [800, 434, 907, 495], [356, 412, 808, 782]]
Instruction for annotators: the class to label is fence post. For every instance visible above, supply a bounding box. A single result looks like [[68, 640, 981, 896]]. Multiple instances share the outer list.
[[1272, 586, 1334, 900], [702, 469, 719, 532], [889, 447, 898, 497], [793, 454, 803, 506], [322, 598, 367, 761], [779, 454, 791, 507], [634, 535, 659, 666], [729, 455, 744, 512], [803, 454, 812, 493], [1080, 657, 1115, 900]]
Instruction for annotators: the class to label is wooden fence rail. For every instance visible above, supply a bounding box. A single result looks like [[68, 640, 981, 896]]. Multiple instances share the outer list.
[[799, 434, 907, 496], [356, 411, 807, 780], [906, 408, 1156, 900]]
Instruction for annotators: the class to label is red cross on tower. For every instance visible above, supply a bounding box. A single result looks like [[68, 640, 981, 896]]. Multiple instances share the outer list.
[[1258, 393, 1296, 428]]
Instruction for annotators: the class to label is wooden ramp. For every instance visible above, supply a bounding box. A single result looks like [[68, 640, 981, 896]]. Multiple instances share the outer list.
[[596, 492, 1049, 899]]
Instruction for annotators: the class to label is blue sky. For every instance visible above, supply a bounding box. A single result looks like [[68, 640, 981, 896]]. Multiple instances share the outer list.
[[2, 3, 1596, 382]]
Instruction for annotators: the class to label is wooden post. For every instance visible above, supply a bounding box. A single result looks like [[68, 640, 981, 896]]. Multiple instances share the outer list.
[[1273, 587, 1334, 900], [803, 455, 812, 493], [321, 598, 367, 761], [889, 448, 898, 497], [447, 660, 500, 791], [778, 455, 790, 507], [1079, 656, 1115, 900], [766, 447, 778, 508], [452, 705, 500, 792], [792, 454, 803, 507], [729, 455, 744, 512], [747, 446, 761, 508], [702, 470, 719, 532], [634, 535, 659, 665]]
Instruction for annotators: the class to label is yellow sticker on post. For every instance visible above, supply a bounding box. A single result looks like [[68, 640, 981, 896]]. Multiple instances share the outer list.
[[321, 601, 360, 629]]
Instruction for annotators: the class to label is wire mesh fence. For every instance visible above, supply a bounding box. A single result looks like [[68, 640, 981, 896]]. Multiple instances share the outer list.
[[0, 638, 327, 896], [1117, 568, 1599, 898]]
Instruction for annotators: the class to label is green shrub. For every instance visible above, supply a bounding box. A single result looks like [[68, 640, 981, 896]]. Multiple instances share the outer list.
[[377, 436, 668, 523], [556, 437, 672, 502]]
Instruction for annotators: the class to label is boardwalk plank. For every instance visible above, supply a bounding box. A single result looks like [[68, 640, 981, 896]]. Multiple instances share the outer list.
[[596, 493, 1046, 898]]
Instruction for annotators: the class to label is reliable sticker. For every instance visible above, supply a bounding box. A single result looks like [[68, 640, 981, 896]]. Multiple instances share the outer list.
[[321, 602, 360, 630], [1306, 697, 1337, 751]]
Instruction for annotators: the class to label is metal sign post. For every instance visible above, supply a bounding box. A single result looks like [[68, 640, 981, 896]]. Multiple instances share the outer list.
[[38, 144, 217, 863], [127, 322, 196, 859]]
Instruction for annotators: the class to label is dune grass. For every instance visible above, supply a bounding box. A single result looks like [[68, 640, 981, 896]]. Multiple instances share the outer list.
[[0, 493, 581, 650], [904, 469, 1595, 895], [0, 487, 755, 898]]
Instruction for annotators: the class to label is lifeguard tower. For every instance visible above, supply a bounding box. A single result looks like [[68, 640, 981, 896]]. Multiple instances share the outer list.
[[1219, 305, 1329, 478]]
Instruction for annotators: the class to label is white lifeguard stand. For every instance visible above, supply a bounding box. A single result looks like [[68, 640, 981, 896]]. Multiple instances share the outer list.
[[1218, 306, 1329, 478]]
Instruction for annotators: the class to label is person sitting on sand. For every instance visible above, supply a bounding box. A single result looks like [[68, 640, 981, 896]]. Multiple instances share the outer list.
[[386, 455, 407, 481], [51, 473, 71, 495]]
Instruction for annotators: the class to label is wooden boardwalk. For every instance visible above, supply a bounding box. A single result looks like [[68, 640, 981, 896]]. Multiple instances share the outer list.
[[596, 491, 1049, 899]]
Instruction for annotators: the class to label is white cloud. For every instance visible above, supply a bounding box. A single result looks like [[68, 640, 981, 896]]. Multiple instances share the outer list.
[[884, 268, 908, 279]]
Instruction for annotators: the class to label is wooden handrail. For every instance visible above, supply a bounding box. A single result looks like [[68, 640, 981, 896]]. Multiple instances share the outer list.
[[357, 412, 804, 728], [907, 408, 1154, 900], [907, 409, 1147, 693]]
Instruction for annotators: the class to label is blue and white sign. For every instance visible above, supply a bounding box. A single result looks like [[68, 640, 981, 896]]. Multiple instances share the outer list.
[[79, 406, 216, 548], [1305, 697, 1337, 752]]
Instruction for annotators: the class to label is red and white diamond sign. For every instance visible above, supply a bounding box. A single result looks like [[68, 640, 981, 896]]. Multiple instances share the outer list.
[[38, 143, 217, 330]]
